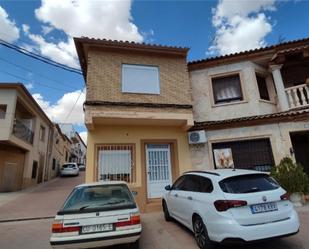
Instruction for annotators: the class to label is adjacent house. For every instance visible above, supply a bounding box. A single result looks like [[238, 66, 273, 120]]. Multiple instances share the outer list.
[[188, 38, 309, 175], [74, 37, 194, 212], [0, 83, 53, 191]]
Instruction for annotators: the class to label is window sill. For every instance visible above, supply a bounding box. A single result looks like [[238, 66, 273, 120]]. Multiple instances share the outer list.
[[211, 100, 248, 108], [259, 99, 276, 105]]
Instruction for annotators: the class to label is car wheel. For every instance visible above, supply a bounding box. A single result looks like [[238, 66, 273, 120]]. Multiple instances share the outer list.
[[193, 216, 214, 249], [162, 200, 172, 222], [130, 239, 139, 249]]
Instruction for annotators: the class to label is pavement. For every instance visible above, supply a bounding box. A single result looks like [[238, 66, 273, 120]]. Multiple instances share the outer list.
[[0, 173, 308, 249]]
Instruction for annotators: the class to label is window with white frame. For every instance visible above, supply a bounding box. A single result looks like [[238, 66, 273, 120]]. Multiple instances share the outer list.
[[122, 64, 160, 94], [97, 145, 135, 183], [212, 74, 243, 104]]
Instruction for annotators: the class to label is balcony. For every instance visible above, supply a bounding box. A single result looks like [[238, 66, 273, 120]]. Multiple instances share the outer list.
[[13, 119, 34, 144], [285, 84, 309, 109]]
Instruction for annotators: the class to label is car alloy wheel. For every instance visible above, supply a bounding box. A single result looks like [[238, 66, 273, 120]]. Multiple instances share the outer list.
[[193, 216, 213, 249]]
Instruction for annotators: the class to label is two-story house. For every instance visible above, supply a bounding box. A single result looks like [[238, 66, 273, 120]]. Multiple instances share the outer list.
[[0, 83, 54, 191], [74, 38, 194, 212], [188, 38, 309, 175]]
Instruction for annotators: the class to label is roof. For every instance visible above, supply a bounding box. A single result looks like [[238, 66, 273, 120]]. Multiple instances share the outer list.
[[191, 107, 309, 131], [74, 37, 189, 80], [75, 131, 87, 148], [188, 37, 309, 71], [0, 83, 53, 127], [185, 169, 267, 179], [76, 181, 128, 188]]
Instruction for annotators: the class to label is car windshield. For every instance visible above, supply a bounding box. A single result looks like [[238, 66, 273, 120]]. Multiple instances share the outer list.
[[219, 174, 279, 194], [62, 164, 75, 168], [60, 184, 136, 213]]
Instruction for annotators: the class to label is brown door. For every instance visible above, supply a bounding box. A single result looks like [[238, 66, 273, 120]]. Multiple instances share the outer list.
[[37, 154, 45, 184], [290, 132, 309, 175]]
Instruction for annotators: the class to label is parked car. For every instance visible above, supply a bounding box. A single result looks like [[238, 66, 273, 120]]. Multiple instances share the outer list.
[[60, 163, 79, 177], [50, 181, 141, 249], [78, 163, 86, 171], [162, 169, 300, 249]]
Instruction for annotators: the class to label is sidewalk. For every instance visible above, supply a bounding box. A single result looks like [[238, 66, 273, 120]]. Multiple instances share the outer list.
[[0, 173, 84, 221]]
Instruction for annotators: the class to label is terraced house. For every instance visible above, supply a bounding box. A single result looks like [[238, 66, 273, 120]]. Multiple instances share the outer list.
[[75, 37, 309, 211], [188, 38, 309, 175], [74, 38, 194, 212]]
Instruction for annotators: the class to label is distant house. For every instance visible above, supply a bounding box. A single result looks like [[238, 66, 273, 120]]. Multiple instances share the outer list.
[[0, 83, 53, 191], [59, 123, 86, 165]]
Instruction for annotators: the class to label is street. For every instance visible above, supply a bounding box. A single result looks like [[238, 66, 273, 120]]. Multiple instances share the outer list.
[[0, 173, 308, 249]]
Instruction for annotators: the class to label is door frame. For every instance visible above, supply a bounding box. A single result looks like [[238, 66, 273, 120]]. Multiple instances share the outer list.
[[141, 139, 179, 203]]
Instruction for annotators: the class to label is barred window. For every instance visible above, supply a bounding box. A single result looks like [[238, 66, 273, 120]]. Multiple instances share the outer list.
[[97, 144, 135, 183]]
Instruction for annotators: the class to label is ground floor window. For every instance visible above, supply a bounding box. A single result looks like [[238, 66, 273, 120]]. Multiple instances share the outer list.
[[97, 144, 135, 183], [212, 138, 274, 171]]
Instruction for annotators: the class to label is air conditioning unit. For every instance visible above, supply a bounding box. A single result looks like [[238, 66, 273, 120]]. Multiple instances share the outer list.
[[188, 130, 207, 144]]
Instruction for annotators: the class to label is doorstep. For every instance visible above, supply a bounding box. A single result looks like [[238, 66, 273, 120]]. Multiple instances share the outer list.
[[144, 198, 162, 213]]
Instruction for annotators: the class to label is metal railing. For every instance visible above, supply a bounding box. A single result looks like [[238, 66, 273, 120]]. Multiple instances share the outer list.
[[285, 83, 309, 109], [13, 119, 34, 144]]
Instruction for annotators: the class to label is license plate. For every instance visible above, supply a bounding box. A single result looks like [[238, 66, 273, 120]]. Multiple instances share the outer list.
[[250, 202, 278, 214], [81, 224, 113, 234]]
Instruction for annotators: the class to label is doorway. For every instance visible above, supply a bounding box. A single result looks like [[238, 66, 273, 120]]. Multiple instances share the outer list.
[[290, 131, 309, 175]]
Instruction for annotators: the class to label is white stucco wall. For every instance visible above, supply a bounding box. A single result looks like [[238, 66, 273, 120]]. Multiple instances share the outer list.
[[190, 120, 309, 170], [190, 61, 278, 122], [0, 89, 17, 140]]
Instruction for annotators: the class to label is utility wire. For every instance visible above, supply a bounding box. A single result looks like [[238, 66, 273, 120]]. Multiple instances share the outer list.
[[0, 57, 79, 90], [0, 38, 83, 76], [0, 69, 76, 92], [63, 90, 84, 123]]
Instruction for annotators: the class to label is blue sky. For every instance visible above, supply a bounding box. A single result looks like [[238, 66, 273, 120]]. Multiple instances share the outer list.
[[0, 0, 309, 142]]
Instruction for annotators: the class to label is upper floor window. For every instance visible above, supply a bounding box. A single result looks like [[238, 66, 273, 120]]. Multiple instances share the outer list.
[[39, 125, 46, 142], [212, 74, 243, 104], [256, 74, 270, 101], [122, 64, 160, 94], [0, 105, 7, 119]]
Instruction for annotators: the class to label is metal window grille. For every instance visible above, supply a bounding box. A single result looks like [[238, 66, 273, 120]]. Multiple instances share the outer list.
[[97, 145, 135, 183]]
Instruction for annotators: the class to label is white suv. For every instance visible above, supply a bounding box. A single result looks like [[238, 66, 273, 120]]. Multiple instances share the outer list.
[[162, 169, 300, 248]]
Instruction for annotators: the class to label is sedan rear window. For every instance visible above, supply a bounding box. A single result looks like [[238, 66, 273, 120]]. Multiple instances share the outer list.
[[62, 164, 76, 168], [60, 184, 136, 214], [219, 174, 279, 194]]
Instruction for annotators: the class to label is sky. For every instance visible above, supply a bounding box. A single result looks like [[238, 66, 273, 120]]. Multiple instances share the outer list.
[[0, 0, 309, 144]]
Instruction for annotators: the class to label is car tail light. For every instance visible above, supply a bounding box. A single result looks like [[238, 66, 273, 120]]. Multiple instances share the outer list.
[[214, 200, 247, 212], [280, 192, 289, 201], [116, 213, 141, 228], [52, 221, 80, 233]]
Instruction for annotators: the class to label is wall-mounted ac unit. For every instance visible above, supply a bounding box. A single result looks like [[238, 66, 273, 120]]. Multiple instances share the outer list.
[[188, 130, 207, 144]]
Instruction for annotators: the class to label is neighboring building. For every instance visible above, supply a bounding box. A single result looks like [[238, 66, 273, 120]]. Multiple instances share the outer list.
[[59, 123, 86, 164], [0, 83, 54, 191], [47, 124, 72, 179], [74, 37, 194, 212], [188, 38, 309, 175]]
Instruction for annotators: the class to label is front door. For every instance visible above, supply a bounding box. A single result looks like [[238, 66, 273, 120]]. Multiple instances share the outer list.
[[146, 144, 172, 198]]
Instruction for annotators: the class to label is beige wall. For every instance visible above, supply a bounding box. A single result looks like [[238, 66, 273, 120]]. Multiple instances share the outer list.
[[190, 61, 278, 122], [190, 121, 309, 170], [0, 89, 17, 140], [86, 48, 192, 106]]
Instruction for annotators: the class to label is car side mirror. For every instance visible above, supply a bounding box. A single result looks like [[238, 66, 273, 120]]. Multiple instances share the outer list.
[[165, 185, 171, 191], [132, 191, 138, 196]]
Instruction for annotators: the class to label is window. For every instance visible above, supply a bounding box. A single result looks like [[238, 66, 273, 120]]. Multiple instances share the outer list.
[[212, 74, 243, 104], [97, 144, 135, 183], [31, 161, 38, 179], [0, 105, 7, 119], [52, 158, 56, 170], [39, 125, 46, 142], [256, 74, 270, 101], [122, 64, 160, 94], [172, 176, 186, 190], [219, 174, 279, 194]]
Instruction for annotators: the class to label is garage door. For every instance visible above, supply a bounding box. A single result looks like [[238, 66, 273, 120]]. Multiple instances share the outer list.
[[212, 138, 275, 171]]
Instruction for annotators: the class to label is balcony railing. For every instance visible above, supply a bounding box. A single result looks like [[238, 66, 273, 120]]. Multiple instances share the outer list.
[[13, 119, 34, 144], [285, 84, 309, 109]]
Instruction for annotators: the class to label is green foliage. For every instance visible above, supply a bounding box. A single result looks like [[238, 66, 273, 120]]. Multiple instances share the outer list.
[[270, 157, 309, 194]]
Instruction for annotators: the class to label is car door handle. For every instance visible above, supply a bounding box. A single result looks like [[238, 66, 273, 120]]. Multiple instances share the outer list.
[[187, 196, 193, 200], [174, 194, 178, 197]]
